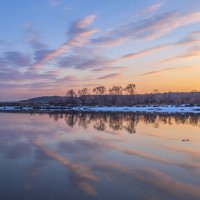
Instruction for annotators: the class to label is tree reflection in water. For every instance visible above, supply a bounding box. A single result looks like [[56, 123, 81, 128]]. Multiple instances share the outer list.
[[47, 112, 200, 134]]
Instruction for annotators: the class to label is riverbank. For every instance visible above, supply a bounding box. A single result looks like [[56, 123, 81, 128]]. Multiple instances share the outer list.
[[0, 105, 200, 113]]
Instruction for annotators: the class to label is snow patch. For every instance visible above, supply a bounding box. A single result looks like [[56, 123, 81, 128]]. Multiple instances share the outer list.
[[0, 105, 200, 113]]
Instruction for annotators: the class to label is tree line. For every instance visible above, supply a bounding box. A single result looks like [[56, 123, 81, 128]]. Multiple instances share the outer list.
[[65, 83, 137, 106], [2, 83, 199, 107], [64, 83, 200, 106], [67, 84, 136, 96]]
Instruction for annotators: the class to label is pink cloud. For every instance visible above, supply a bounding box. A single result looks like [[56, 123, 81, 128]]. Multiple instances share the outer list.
[[32, 15, 97, 72], [92, 11, 200, 46], [141, 2, 164, 15]]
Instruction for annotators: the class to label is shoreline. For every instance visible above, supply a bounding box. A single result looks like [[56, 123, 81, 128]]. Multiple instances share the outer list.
[[0, 105, 200, 114]]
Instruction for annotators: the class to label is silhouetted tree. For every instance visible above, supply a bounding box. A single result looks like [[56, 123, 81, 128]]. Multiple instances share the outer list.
[[78, 88, 90, 105], [124, 83, 136, 105], [93, 86, 106, 105], [109, 86, 123, 95], [93, 86, 106, 95], [109, 86, 123, 105], [124, 84, 136, 95], [66, 89, 76, 106]]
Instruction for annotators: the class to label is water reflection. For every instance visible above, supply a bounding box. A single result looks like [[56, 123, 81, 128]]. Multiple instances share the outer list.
[[0, 113, 199, 200], [32, 137, 97, 196], [47, 112, 200, 134]]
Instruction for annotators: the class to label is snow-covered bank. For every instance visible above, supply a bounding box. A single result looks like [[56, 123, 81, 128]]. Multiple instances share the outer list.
[[0, 105, 200, 114], [73, 105, 200, 113]]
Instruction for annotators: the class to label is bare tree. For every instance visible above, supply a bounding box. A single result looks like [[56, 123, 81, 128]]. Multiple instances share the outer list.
[[109, 86, 123, 95], [78, 88, 89, 96], [109, 86, 123, 105], [124, 83, 136, 105], [66, 89, 76, 106], [124, 84, 136, 95], [153, 89, 159, 94], [93, 86, 106, 105], [93, 86, 106, 95], [78, 88, 90, 105]]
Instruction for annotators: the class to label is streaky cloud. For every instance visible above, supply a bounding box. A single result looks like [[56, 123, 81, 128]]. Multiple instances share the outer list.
[[92, 11, 200, 46], [160, 46, 200, 64], [97, 73, 120, 79], [32, 15, 97, 72], [121, 44, 170, 60], [141, 2, 164, 15], [140, 66, 193, 76]]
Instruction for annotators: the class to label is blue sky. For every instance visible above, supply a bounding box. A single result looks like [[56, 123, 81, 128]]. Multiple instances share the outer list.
[[0, 0, 200, 100]]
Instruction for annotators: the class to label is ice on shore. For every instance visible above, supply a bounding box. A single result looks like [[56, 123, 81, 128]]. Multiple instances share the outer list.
[[0, 105, 200, 113]]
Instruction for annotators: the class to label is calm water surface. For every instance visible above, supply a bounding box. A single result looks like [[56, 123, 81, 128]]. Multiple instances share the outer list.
[[0, 112, 200, 200]]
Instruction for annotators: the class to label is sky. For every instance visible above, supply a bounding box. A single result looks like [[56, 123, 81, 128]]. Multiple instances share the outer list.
[[0, 0, 200, 101]]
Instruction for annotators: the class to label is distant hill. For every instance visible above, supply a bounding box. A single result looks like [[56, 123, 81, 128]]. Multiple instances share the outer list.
[[20, 96, 67, 103]]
